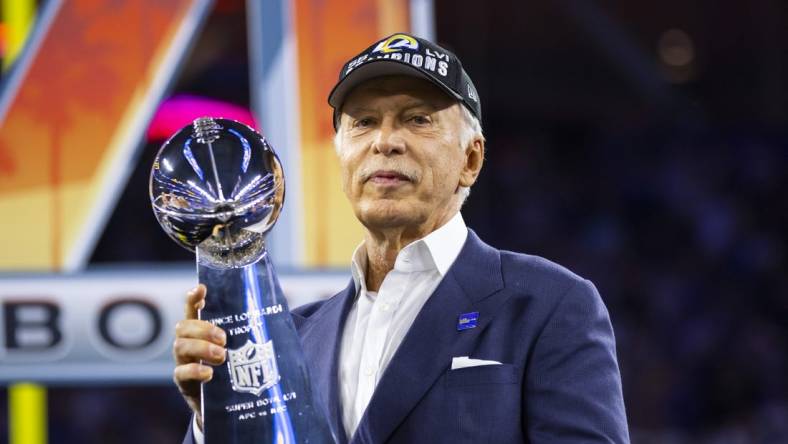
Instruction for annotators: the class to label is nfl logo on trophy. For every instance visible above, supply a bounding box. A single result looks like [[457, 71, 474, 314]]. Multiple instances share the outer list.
[[228, 340, 280, 396]]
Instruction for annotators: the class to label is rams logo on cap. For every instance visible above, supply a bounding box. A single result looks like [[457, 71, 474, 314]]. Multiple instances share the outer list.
[[372, 34, 419, 54], [467, 83, 478, 102]]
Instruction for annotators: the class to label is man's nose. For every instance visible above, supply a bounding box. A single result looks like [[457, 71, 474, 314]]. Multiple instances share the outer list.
[[372, 122, 406, 155]]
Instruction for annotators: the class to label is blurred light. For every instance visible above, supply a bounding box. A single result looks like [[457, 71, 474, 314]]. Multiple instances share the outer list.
[[9, 383, 47, 444], [147, 94, 257, 142], [658, 28, 695, 67], [2, 0, 35, 69], [0, 23, 6, 55]]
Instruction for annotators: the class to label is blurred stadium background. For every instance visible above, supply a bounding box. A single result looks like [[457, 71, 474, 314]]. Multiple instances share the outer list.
[[0, 0, 786, 443]]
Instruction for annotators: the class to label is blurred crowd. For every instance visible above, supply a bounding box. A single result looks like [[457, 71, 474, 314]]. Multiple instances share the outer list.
[[466, 120, 787, 443]]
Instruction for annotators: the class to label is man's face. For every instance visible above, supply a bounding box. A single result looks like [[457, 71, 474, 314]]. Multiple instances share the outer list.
[[336, 76, 482, 231]]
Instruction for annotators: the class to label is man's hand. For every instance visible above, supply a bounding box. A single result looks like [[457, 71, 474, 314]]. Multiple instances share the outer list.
[[173, 284, 227, 430]]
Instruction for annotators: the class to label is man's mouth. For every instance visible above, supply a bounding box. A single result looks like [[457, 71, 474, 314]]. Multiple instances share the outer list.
[[367, 170, 412, 185]]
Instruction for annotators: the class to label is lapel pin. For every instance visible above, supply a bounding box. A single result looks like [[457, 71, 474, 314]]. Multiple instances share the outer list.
[[457, 312, 479, 331]]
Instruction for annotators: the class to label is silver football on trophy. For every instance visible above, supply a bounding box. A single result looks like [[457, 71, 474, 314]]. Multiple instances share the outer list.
[[150, 117, 284, 268]]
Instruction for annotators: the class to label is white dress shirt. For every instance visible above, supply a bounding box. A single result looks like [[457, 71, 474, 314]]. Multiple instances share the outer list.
[[339, 211, 468, 438], [193, 212, 468, 443]]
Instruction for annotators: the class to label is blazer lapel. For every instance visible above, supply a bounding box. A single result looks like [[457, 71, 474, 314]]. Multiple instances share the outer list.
[[298, 280, 356, 444], [351, 230, 508, 444]]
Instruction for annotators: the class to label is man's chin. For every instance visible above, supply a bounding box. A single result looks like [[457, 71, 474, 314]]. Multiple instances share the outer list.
[[356, 201, 422, 230]]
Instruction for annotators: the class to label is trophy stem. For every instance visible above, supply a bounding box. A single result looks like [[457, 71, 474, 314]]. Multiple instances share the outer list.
[[197, 249, 335, 443]]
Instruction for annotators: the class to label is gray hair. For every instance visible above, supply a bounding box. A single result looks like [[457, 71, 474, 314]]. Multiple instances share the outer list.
[[333, 103, 484, 203], [457, 105, 484, 204]]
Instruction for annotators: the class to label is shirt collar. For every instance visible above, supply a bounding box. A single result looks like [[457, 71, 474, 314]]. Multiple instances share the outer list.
[[350, 212, 468, 291]]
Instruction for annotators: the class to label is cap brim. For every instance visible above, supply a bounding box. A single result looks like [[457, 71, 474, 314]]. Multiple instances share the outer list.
[[328, 58, 464, 113]]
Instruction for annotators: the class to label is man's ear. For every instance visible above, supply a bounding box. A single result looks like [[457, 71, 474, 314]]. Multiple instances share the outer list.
[[458, 136, 485, 188]]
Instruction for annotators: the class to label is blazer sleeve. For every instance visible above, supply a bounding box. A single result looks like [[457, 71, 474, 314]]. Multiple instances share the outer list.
[[182, 415, 202, 444], [182, 424, 196, 444], [524, 278, 630, 443]]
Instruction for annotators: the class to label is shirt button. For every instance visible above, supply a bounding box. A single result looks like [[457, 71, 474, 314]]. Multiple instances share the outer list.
[[381, 303, 391, 312], [364, 366, 375, 377]]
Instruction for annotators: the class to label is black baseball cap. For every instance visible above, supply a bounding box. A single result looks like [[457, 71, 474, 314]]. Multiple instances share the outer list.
[[328, 32, 481, 129]]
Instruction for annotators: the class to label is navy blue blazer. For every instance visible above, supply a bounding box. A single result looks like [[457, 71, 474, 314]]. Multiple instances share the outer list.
[[185, 230, 629, 443]]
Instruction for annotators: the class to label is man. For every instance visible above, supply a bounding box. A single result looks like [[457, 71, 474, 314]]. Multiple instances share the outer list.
[[175, 33, 629, 443]]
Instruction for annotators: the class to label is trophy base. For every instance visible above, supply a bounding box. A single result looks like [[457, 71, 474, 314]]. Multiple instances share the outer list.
[[197, 250, 335, 443]]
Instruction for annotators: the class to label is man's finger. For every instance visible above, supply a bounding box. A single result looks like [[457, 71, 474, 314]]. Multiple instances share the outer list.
[[173, 337, 226, 366], [173, 362, 214, 387], [175, 319, 226, 346], [184, 284, 206, 320]]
